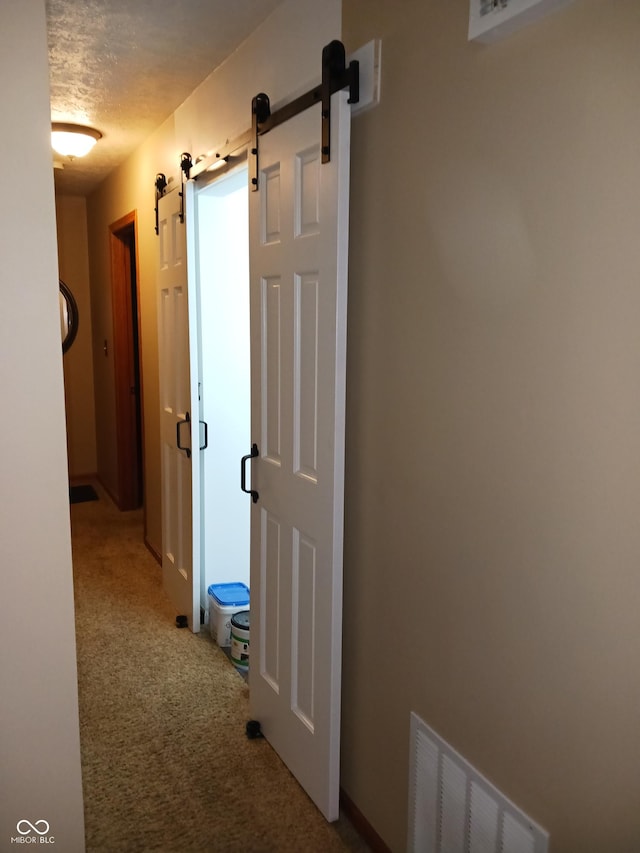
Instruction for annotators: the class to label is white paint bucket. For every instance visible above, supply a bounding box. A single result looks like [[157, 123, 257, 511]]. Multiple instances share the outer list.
[[207, 583, 250, 648], [230, 610, 250, 674]]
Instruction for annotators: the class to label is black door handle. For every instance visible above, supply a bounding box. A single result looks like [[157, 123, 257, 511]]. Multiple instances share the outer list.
[[176, 412, 191, 458], [200, 420, 208, 451], [241, 443, 259, 503]]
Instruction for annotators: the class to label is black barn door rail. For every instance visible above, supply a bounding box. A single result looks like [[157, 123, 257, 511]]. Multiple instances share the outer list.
[[154, 172, 167, 235], [250, 40, 359, 190], [155, 40, 359, 230]]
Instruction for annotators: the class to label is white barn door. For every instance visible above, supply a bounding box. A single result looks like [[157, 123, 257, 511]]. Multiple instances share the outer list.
[[248, 91, 351, 821], [157, 186, 200, 631]]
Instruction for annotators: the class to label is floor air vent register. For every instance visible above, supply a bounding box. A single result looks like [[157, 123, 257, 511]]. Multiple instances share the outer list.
[[408, 713, 549, 853]]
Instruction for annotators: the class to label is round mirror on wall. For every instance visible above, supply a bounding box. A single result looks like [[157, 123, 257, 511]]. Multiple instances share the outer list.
[[59, 279, 79, 354]]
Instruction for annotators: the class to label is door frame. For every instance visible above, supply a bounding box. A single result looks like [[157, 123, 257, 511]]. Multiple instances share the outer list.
[[189, 163, 252, 607], [109, 211, 145, 514]]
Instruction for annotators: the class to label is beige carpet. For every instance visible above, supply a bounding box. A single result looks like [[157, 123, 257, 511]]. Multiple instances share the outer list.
[[71, 483, 370, 853]]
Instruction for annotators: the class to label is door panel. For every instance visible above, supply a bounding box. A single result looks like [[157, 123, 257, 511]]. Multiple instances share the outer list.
[[157, 187, 200, 630], [249, 91, 351, 821], [294, 271, 320, 481], [263, 276, 283, 464]]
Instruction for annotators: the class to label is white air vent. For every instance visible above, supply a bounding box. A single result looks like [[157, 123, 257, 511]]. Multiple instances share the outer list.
[[468, 0, 575, 43], [408, 713, 548, 853]]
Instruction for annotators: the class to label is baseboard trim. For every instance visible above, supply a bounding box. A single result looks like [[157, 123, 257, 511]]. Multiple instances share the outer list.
[[145, 538, 162, 566], [69, 472, 98, 484], [96, 475, 120, 508], [340, 789, 392, 853]]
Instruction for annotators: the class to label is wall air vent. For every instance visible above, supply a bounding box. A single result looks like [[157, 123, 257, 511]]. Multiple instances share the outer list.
[[468, 0, 575, 43], [408, 712, 549, 853]]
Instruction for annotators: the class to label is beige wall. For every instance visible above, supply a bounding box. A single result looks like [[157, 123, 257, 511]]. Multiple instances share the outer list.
[[86, 0, 342, 553], [0, 1, 85, 848], [56, 195, 98, 478], [341, 0, 640, 851]]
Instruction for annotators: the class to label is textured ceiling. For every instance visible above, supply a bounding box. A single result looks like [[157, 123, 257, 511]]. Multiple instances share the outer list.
[[47, 0, 282, 195]]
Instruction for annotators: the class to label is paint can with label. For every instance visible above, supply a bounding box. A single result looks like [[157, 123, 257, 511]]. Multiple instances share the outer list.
[[230, 610, 250, 675]]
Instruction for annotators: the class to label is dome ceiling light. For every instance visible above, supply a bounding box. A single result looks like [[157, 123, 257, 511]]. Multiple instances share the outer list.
[[51, 122, 102, 159]]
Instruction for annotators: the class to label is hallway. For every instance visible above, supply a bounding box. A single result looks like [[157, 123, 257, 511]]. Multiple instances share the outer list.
[[70, 484, 368, 852]]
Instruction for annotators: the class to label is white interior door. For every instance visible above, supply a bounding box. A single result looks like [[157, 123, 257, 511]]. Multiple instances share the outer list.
[[157, 186, 200, 631], [248, 91, 351, 821]]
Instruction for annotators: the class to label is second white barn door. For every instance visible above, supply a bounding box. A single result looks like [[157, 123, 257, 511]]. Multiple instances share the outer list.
[[248, 90, 351, 822], [157, 186, 201, 631]]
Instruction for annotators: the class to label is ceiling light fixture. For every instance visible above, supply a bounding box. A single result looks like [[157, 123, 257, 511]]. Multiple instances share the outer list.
[[51, 122, 102, 159]]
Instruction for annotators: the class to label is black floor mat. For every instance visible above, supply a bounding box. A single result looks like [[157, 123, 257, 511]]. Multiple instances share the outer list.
[[70, 484, 99, 504]]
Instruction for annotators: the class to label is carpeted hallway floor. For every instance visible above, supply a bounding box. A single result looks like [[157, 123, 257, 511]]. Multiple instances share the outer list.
[[70, 483, 370, 853]]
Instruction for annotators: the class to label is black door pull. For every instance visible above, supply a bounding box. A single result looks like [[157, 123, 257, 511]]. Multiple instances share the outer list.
[[241, 444, 259, 503], [176, 412, 191, 458], [200, 420, 208, 451]]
